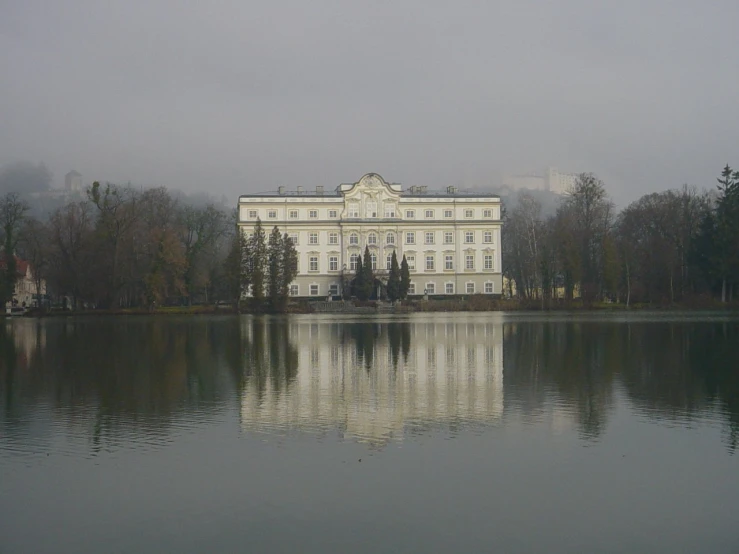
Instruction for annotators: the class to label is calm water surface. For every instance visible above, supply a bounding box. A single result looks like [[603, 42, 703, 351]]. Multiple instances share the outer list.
[[1, 313, 738, 553]]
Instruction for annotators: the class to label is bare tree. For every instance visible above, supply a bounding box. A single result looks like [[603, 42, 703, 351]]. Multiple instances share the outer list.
[[0, 192, 30, 305]]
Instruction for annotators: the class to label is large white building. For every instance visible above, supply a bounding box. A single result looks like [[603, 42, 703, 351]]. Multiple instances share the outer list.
[[237, 173, 503, 299]]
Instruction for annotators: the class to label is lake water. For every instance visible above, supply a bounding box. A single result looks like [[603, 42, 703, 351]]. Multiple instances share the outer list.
[[1, 313, 738, 553]]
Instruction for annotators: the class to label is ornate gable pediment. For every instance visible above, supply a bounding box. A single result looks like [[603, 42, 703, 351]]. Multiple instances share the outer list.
[[343, 173, 399, 200]]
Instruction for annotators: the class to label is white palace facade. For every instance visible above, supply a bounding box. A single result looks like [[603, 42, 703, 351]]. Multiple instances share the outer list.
[[237, 173, 503, 298]]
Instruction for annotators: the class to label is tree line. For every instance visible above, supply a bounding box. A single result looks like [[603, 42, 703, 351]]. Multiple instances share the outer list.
[[1, 182, 236, 309], [503, 166, 739, 306], [232, 218, 299, 312]]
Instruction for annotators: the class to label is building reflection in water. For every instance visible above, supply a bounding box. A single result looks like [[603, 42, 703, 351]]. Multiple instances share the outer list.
[[238, 315, 504, 444]]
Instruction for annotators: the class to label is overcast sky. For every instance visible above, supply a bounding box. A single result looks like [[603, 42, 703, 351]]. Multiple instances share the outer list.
[[1, 0, 738, 206]]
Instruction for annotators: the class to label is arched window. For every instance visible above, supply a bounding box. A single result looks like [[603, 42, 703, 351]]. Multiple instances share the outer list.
[[368, 233, 377, 245], [366, 201, 377, 218], [386, 232, 395, 245], [350, 253, 360, 271], [349, 233, 359, 245]]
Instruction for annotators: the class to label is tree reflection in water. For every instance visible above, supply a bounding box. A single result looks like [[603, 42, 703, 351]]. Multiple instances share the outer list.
[[0, 314, 737, 451]]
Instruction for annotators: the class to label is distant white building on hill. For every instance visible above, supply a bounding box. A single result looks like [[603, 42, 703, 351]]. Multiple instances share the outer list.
[[65, 170, 83, 192], [503, 167, 579, 195]]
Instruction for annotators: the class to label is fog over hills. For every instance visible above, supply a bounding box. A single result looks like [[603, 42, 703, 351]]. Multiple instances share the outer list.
[[2, 1, 738, 207]]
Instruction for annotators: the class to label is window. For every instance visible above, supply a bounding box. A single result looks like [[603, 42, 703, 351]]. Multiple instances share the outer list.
[[483, 209, 493, 218], [371, 253, 377, 270], [465, 231, 474, 244], [466, 282, 475, 294], [368, 233, 377, 245], [289, 209, 298, 219], [366, 201, 377, 218], [485, 282, 494, 294], [484, 231, 492, 243], [310, 284, 319, 296], [386, 232, 395, 245], [329, 256, 338, 271], [426, 255, 435, 271], [446, 283, 454, 294], [350, 253, 359, 270], [290, 284, 299, 296], [309, 233, 318, 245], [268, 210, 277, 219], [349, 233, 359, 245], [425, 232, 435, 245], [445, 255, 454, 270], [444, 209, 453, 218], [408, 283, 416, 295], [384, 204, 396, 218], [406, 232, 415, 244], [407, 255, 416, 270], [484, 255, 493, 270], [425, 209, 434, 219], [287, 233, 298, 246], [406, 210, 415, 219], [386, 255, 393, 270], [309, 209, 318, 219], [248, 209, 258, 219], [329, 232, 339, 245], [426, 283, 435, 294], [444, 232, 453, 244], [464, 209, 474, 219], [349, 203, 359, 218], [466, 255, 475, 270], [329, 283, 339, 296], [329, 209, 338, 218], [309, 256, 318, 272]]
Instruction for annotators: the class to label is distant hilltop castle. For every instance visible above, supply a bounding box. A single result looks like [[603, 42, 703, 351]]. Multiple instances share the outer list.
[[502, 167, 579, 195], [65, 170, 83, 192]]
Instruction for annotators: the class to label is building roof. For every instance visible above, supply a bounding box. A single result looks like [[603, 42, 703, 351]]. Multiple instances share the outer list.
[[239, 173, 500, 200], [0, 255, 29, 277], [240, 188, 500, 199]]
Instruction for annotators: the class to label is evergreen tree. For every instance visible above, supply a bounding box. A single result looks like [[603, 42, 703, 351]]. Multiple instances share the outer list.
[[267, 226, 283, 311], [279, 232, 298, 310], [352, 253, 364, 299], [386, 250, 400, 302], [399, 254, 411, 299], [356, 246, 374, 300], [714, 165, 739, 301], [248, 218, 267, 308]]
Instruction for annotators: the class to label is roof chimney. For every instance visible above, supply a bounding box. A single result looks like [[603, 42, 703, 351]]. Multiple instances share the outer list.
[[297, 186, 304, 195], [316, 185, 324, 195], [447, 185, 457, 194], [278, 186, 285, 195]]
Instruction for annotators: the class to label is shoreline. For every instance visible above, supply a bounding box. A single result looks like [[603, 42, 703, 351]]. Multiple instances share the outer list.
[[4, 298, 738, 318]]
